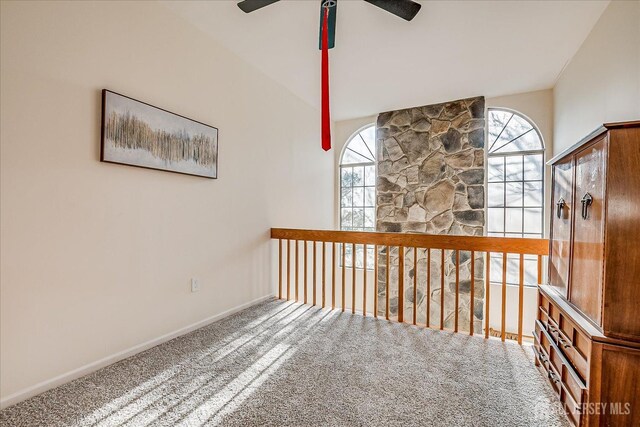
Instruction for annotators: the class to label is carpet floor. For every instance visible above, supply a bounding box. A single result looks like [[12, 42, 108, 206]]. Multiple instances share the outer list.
[[1, 300, 568, 427]]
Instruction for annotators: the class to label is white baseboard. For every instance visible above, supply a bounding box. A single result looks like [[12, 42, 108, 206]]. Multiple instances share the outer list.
[[0, 294, 274, 410]]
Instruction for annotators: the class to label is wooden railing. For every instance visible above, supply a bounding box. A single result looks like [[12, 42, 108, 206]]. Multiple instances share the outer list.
[[271, 228, 549, 344]]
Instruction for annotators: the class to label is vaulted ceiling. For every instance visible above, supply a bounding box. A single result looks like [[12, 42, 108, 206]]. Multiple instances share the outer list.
[[164, 0, 609, 121]]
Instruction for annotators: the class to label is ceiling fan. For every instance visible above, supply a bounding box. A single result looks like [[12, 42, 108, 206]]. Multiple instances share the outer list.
[[237, 0, 422, 49], [237, 0, 422, 153]]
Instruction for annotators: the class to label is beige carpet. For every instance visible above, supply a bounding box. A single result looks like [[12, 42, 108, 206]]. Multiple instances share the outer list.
[[1, 300, 568, 426]]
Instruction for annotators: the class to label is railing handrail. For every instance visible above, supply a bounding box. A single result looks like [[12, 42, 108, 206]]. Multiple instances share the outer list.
[[271, 228, 549, 255]]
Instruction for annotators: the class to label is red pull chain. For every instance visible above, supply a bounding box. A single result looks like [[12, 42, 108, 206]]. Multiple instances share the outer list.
[[321, 5, 331, 151]]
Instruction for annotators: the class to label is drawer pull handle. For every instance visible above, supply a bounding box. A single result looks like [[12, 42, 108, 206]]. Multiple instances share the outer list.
[[581, 193, 593, 220], [556, 198, 566, 219], [549, 372, 561, 384], [558, 336, 572, 349]]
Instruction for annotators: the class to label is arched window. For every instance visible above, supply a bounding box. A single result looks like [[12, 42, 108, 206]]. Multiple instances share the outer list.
[[487, 108, 545, 286], [339, 124, 376, 232], [339, 124, 376, 268]]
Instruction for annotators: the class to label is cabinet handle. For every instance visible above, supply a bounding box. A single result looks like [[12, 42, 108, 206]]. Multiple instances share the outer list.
[[558, 336, 572, 349], [581, 193, 593, 220], [556, 198, 566, 219]]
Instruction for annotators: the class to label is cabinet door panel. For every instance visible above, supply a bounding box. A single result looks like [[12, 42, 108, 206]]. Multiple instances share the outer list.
[[548, 158, 574, 297], [570, 136, 606, 326]]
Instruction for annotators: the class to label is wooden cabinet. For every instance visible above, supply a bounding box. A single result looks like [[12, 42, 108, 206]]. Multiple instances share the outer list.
[[546, 122, 640, 339], [538, 121, 640, 426]]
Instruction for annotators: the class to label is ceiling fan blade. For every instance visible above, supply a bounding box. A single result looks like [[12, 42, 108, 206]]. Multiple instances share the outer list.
[[364, 0, 421, 21], [237, 0, 280, 13], [318, 0, 337, 50]]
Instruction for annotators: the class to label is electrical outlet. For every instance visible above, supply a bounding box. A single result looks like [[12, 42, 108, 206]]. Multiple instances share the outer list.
[[191, 278, 201, 293]]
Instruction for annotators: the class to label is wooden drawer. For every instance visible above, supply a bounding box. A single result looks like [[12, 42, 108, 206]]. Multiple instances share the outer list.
[[537, 320, 587, 426], [561, 384, 583, 427], [537, 321, 587, 400], [539, 296, 591, 382]]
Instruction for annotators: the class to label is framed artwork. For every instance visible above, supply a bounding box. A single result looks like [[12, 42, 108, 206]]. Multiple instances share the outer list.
[[101, 90, 218, 178]]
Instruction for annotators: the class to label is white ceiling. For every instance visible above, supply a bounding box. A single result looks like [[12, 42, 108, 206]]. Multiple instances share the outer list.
[[164, 0, 609, 121]]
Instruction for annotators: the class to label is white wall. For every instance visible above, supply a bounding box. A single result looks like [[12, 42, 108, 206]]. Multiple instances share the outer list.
[[554, 0, 640, 154], [0, 1, 333, 405]]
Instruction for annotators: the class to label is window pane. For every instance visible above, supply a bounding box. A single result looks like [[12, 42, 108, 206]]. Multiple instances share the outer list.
[[365, 187, 375, 207], [341, 209, 352, 228], [524, 181, 543, 206], [506, 254, 520, 284], [505, 182, 523, 207], [348, 137, 374, 162], [524, 208, 543, 234], [366, 246, 375, 268], [352, 166, 364, 186], [365, 165, 376, 186], [353, 187, 364, 206], [488, 157, 504, 182], [341, 168, 352, 187], [341, 188, 352, 207], [488, 208, 504, 232], [490, 255, 503, 282], [505, 208, 523, 233], [353, 208, 365, 228], [359, 126, 376, 152], [524, 257, 538, 286], [488, 111, 513, 148], [488, 183, 504, 207], [524, 154, 543, 181], [342, 149, 371, 164], [364, 208, 375, 228], [505, 155, 523, 181], [344, 244, 352, 267], [494, 130, 543, 153], [491, 114, 532, 152]]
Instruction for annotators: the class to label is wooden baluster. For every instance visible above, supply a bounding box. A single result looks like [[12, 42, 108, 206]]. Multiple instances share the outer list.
[[501, 252, 507, 342], [295, 240, 299, 301], [304, 240, 308, 304], [313, 241, 317, 306], [386, 246, 390, 320], [278, 239, 283, 299], [537, 254, 542, 285], [287, 239, 291, 301], [426, 248, 431, 328], [455, 250, 460, 333], [518, 253, 524, 345], [332, 242, 336, 310], [440, 249, 445, 330], [485, 251, 490, 339], [322, 242, 326, 308], [363, 244, 367, 317], [398, 246, 404, 323], [470, 251, 475, 336], [413, 247, 417, 326], [374, 244, 378, 319], [342, 243, 346, 312], [352, 243, 356, 314]]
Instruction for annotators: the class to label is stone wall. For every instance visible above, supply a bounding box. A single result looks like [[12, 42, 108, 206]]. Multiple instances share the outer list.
[[375, 97, 485, 332]]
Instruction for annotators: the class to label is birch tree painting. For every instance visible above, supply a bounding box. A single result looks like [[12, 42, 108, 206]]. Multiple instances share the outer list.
[[101, 90, 218, 178]]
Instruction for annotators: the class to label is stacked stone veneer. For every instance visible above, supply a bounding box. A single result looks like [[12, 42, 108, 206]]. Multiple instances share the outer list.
[[375, 97, 486, 332]]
